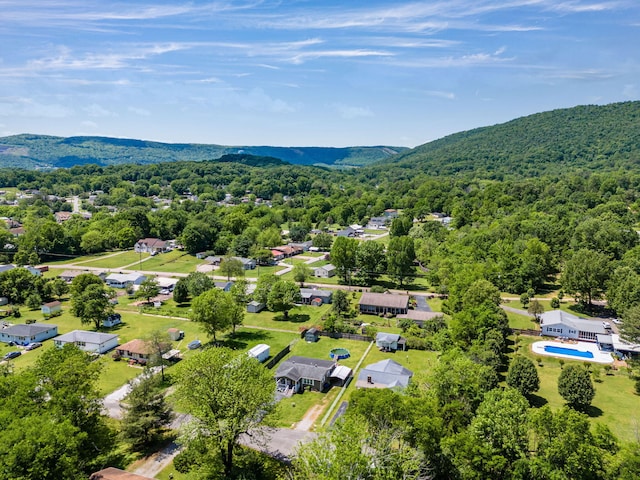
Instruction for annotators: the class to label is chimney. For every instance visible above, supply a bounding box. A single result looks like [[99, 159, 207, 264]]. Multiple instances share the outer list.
[[367, 376, 372, 384]]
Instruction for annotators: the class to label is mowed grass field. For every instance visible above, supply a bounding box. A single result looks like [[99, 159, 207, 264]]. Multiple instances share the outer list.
[[137, 250, 202, 274], [79, 250, 150, 269]]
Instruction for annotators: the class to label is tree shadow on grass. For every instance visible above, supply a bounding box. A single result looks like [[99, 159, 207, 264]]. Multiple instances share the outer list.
[[584, 404, 604, 418], [527, 394, 548, 408], [221, 329, 270, 350], [275, 313, 310, 323]]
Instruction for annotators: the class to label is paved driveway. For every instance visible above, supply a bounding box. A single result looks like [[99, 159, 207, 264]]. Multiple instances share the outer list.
[[414, 295, 432, 312]]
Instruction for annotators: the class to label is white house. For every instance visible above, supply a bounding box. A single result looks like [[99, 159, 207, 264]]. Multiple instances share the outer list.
[[105, 273, 147, 289], [356, 359, 413, 390], [134, 238, 169, 254], [103, 313, 122, 328], [314, 264, 336, 278], [54, 330, 119, 354], [41, 300, 62, 316], [375, 332, 407, 351], [540, 310, 608, 342], [0, 324, 58, 345]]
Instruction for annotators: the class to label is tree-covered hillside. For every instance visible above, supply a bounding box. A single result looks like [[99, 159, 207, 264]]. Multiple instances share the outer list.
[[0, 134, 406, 169], [380, 101, 640, 178]]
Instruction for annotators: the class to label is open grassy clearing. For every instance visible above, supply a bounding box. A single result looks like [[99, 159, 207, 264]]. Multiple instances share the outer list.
[[77, 250, 149, 269], [243, 264, 288, 279], [43, 252, 111, 266], [138, 250, 202, 274], [506, 310, 539, 330], [515, 335, 639, 443]]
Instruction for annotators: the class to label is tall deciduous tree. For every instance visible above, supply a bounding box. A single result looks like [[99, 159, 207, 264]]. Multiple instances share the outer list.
[[219, 257, 245, 280], [136, 278, 160, 303], [71, 282, 114, 329], [387, 236, 416, 287], [292, 263, 312, 287], [558, 364, 595, 411], [331, 289, 350, 317], [620, 304, 640, 344], [185, 271, 214, 298], [70, 272, 104, 298], [253, 273, 279, 305], [562, 248, 611, 305], [190, 289, 242, 341], [330, 236, 358, 284], [606, 266, 640, 316], [174, 348, 276, 478], [172, 277, 190, 304], [506, 355, 540, 396], [267, 280, 301, 321], [356, 240, 386, 285]]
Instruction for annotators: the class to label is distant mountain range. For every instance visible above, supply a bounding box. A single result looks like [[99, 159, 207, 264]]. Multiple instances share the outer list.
[[0, 134, 408, 170], [379, 101, 640, 177]]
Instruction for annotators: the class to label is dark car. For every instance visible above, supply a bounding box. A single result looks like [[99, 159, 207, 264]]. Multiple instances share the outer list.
[[25, 342, 42, 351], [3, 351, 21, 360]]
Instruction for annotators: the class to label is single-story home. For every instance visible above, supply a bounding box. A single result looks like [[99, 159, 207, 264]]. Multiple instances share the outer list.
[[540, 310, 608, 342], [275, 356, 349, 394], [367, 216, 389, 229], [300, 288, 333, 306], [155, 277, 177, 291], [270, 250, 286, 262], [41, 300, 61, 315], [214, 281, 233, 292], [59, 269, 86, 283], [105, 273, 147, 289], [0, 324, 58, 345], [396, 310, 444, 327], [54, 330, 119, 354], [134, 238, 169, 254], [0, 264, 15, 274], [383, 209, 399, 218], [90, 467, 154, 480], [314, 264, 336, 278], [205, 255, 222, 266], [103, 313, 122, 328], [356, 359, 413, 390], [289, 241, 313, 252], [213, 256, 257, 270], [359, 292, 409, 315], [247, 301, 265, 313], [248, 343, 270, 363], [336, 227, 357, 237], [597, 333, 640, 356], [116, 339, 151, 363], [272, 245, 301, 257], [376, 332, 407, 351], [54, 211, 73, 223]]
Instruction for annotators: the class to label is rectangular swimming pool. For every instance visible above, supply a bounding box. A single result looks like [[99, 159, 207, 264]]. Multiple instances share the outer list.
[[544, 345, 594, 359]]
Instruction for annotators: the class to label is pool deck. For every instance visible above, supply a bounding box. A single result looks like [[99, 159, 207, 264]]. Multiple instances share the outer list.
[[531, 340, 614, 364]]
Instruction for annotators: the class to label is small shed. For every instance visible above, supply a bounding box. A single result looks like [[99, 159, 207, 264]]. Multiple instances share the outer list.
[[41, 301, 61, 316], [247, 301, 265, 313], [167, 328, 184, 341], [248, 343, 270, 363], [305, 327, 320, 343], [103, 313, 122, 328]]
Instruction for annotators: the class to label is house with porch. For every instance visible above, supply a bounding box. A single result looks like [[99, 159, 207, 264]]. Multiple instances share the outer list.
[[356, 359, 413, 390], [376, 332, 407, 351], [275, 356, 351, 394], [540, 310, 608, 342], [105, 272, 146, 288], [300, 288, 333, 306], [0, 324, 58, 345], [134, 238, 169, 254], [359, 292, 409, 316], [116, 339, 152, 364], [54, 330, 119, 354], [314, 264, 336, 278]]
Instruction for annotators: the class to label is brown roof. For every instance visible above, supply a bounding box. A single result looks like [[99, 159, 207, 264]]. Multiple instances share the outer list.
[[117, 339, 150, 355], [59, 270, 84, 279], [90, 467, 153, 480], [43, 301, 61, 308], [396, 310, 444, 321], [137, 237, 167, 248], [359, 292, 409, 309]]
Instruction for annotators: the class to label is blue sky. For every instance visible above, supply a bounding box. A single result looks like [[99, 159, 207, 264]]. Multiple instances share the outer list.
[[1, 1, 638, 147]]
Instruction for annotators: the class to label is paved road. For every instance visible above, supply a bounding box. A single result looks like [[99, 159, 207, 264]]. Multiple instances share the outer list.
[[501, 305, 534, 317]]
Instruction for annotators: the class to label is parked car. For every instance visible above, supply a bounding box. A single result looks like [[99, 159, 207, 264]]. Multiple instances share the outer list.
[[25, 342, 42, 351], [187, 340, 202, 350], [3, 351, 21, 360]]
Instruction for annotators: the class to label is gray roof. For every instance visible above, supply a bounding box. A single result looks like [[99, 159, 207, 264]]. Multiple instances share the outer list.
[[55, 330, 118, 345], [3, 324, 57, 337], [275, 356, 335, 382], [316, 264, 336, 272], [359, 292, 409, 309], [358, 359, 413, 389], [540, 310, 607, 334], [376, 332, 401, 343], [300, 288, 333, 299]]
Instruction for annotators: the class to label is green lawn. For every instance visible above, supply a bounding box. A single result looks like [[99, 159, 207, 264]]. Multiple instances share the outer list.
[[80, 251, 149, 269], [282, 257, 314, 266], [44, 252, 110, 266], [515, 335, 639, 443], [506, 311, 539, 330], [138, 250, 202, 274], [244, 265, 287, 279]]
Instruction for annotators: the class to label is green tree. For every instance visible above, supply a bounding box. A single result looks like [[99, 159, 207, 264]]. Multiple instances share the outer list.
[[172, 277, 190, 304], [331, 289, 350, 317], [312, 232, 333, 250], [620, 304, 640, 343], [71, 283, 114, 329], [25, 292, 42, 310], [190, 289, 242, 341], [562, 248, 611, 305], [136, 278, 160, 303], [330, 236, 358, 284], [253, 273, 279, 305], [219, 257, 245, 280], [46, 277, 69, 300], [292, 262, 312, 287], [256, 226, 281, 249], [606, 266, 640, 316], [120, 374, 173, 451], [558, 364, 595, 411], [145, 330, 172, 382], [390, 215, 413, 237], [355, 240, 386, 284], [289, 223, 309, 242], [267, 280, 301, 320], [0, 267, 41, 304], [180, 220, 214, 254], [185, 271, 214, 297], [174, 348, 276, 478], [80, 229, 104, 253], [70, 272, 104, 298], [387, 235, 416, 287], [527, 299, 544, 321], [506, 355, 540, 396]]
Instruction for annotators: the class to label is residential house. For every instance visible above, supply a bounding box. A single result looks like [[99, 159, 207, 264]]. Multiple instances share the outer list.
[[23, 265, 42, 276], [0, 324, 58, 345], [314, 264, 336, 278], [356, 359, 413, 389], [103, 313, 122, 328], [155, 276, 177, 292], [235, 257, 256, 270], [90, 467, 154, 480], [275, 356, 349, 394], [116, 339, 151, 364], [540, 310, 608, 342], [336, 226, 356, 237], [383, 209, 399, 219], [289, 241, 313, 252], [54, 330, 119, 354], [214, 281, 233, 292], [54, 211, 73, 223], [597, 334, 640, 357], [0, 264, 15, 274], [396, 310, 444, 327], [59, 270, 87, 283], [300, 288, 333, 306], [376, 332, 407, 351], [367, 216, 388, 229], [105, 273, 146, 288], [247, 301, 265, 313], [270, 250, 285, 262], [41, 300, 61, 316], [134, 238, 169, 254], [359, 292, 409, 315], [205, 255, 222, 266], [273, 245, 301, 258]]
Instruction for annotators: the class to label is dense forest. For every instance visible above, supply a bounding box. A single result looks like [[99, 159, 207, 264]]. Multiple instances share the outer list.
[[1, 101, 640, 479]]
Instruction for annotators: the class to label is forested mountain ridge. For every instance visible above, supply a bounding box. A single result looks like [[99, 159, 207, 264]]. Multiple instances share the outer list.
[[379, 101, 640, 178], [0, 134, 407, 169]]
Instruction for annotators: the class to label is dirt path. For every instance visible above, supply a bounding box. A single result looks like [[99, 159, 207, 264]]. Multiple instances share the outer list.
[[294, 403, 326, 431]]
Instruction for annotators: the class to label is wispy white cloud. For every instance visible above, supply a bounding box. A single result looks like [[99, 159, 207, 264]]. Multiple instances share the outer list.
[[333, 103, 374, 119], [0, 96, 73, 118], [84, 103, 116, 117], [290, 49, 394, 64]]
